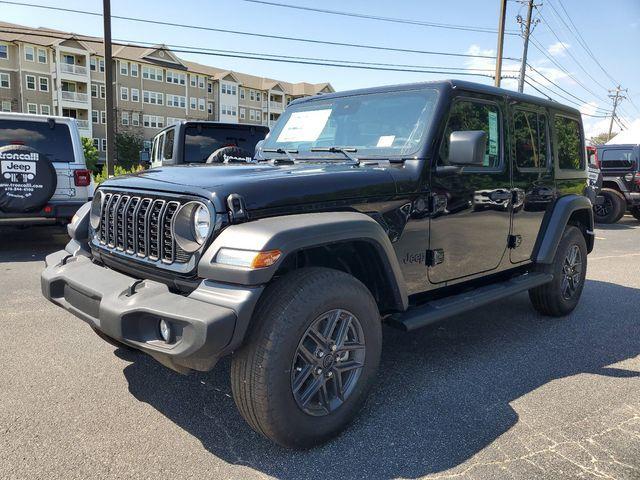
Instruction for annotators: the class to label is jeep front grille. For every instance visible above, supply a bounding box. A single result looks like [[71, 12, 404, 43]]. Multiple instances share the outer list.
[[96, 193, 186, 264]]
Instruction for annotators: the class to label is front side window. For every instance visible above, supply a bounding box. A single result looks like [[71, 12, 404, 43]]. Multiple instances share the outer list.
[[263, 89, 438, 158], [438, 99, 502, 168], [163, 129, 174, 160], [555, 115, 584, 170], [513, 109, 548, 169]]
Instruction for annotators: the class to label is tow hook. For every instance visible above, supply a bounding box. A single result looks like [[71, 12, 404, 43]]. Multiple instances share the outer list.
[[125, 279, 145, 297]]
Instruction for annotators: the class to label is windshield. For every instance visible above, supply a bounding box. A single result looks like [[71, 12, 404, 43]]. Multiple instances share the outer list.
[[184, 125, 267, 163], [0, 119, 74, 162], [262, 89, 439, 158]]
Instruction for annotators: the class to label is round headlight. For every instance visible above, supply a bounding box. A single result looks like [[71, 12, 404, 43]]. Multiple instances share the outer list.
[[89, 190, 103, 229], [173, 201, 213, 253], [193, 204, 211, 244]]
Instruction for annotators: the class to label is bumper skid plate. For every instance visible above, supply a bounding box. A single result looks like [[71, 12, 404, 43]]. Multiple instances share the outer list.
[[42, 249, 241, 372]]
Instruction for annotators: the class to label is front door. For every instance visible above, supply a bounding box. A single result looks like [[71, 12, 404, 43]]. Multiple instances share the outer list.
[[428, 96, 511, 284]]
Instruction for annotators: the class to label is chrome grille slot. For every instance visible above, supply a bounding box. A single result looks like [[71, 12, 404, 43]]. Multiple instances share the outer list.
[[94, 191, 199, 267]]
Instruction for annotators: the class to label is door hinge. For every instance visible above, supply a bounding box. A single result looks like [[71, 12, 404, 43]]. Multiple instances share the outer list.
[[508, 234, 522, 249], [426, 249, 445, 267]]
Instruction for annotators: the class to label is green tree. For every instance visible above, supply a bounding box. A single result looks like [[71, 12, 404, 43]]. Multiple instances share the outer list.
[[115, 132, 144, 169], [589, 131, 617, 146], [81, 136, 100, 173]]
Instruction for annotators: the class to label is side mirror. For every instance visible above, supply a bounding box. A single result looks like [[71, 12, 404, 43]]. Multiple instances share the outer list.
[[449, 130, 487, 166]]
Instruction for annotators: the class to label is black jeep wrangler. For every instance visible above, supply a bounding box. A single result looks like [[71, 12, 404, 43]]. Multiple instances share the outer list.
[[593, 143, 640, 223], [42, 80, 594, 448]]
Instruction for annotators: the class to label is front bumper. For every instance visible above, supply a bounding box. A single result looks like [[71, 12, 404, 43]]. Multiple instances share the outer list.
[[41, 249, 262, 372]]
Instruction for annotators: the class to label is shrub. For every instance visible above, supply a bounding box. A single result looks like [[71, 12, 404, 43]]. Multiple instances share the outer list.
[[93, 164, 145, 184]]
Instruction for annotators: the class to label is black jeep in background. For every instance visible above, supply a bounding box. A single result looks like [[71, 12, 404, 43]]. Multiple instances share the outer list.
[[42, 80, 594, 448], [594, 144, 640, 223]]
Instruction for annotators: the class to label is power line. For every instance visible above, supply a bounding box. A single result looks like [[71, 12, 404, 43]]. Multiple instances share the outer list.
[[0, 27, 504, 78], [239, 0, 520, 35], [0, 1, 518, 61], [524, 77, 611, 117]]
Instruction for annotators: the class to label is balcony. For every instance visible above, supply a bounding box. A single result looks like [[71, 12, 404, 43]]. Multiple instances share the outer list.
[[60, 63, 88, 76], [76, 119, 90, 130], [61, 91, 89, 103], [269, 101, 284, 111]]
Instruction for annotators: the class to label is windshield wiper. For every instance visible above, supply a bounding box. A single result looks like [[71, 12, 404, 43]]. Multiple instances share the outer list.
[[310, 146, 359, 164], [262, 148, 298, 163]]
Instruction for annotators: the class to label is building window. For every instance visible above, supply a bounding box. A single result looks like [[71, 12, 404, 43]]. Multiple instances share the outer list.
[[101, 111, 106, 124], [249, 90, 255, 101], [207, 102, 213, 114], [142, 66, 163, 81], [131, 88, 139, 102], [37, 48, 47, 64], [121, 111, 129, 125], [167, 117, 183, 126], [239, 88, 245, 100], [99, 59, 105, 72], [198, 76, 205, 89], [0, 43, 8, 60], [0, 73, 9, 89], [167, 94, 186, 108], [166, 71, 186, 85], [27, 103, 37, 114], [120, 61, 128, 76], [101, 138, 107, 151], [91, 84, 98, 98], [130, 63, 138, 77], [40, 104, 50, 115], [92, 138, 99, 150], [198, 98, 205, 111], [143, 115, 164, 128], [190, 75, 196, 87], [190, 97, 197, 109], [240, 108, 246, 120], [256, 91, 261, 102], [248, 109, 254, 121], [90, 57, 96, 71], [92, 110, 99, 123], [24, 45, 34, 62], [25, 74, 36, 90], [207, 82, 212, 93], [131, 112, 140, 126], [1, 100, 10, 112], [120, 87, 128, 101], [143, 90, 163, 105], [39, 77, 48, 92], [100, 85, 106, 98]]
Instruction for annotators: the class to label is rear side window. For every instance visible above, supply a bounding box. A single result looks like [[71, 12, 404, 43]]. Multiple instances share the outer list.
[[554, 116, 584, 170], [162, 129, 174, 160], [600, 148, 635, 169], [513, 110, 548, 169], [439, 99, 501, 168], [184, 125, 266, 163], [0, 119, 74, 162]]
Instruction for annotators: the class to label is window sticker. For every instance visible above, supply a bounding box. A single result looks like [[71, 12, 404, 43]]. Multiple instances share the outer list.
[[376, 135, 395, 147], [488, 110, 499, 157], [277, 109, 332, 143]]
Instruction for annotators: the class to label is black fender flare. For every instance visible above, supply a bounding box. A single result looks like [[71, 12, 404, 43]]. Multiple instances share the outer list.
[[533, 195, 595, 264], [198, 212, 409, 311]]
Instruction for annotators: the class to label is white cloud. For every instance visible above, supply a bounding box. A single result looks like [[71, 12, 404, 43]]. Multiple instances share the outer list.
[[548, 42, 571, 57]]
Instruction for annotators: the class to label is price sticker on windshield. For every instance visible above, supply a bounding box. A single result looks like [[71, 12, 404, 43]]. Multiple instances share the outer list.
[[277, 109, 332, 143]]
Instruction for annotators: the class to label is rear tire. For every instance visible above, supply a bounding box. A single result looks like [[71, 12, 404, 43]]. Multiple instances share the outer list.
[[529, 225, 587, 317], [231, 268, 382, 449], [594, 188, 625, 224]]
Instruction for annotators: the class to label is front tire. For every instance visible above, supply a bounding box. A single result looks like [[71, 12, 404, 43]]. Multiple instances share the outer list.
[[231, 268, 382, 449], [529, 225, 587, 317]]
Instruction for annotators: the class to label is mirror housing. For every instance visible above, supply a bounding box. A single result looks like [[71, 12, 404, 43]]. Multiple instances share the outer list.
[[449, 130, 487, 166]]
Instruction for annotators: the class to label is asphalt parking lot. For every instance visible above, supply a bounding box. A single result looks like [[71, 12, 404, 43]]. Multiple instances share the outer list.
[[1, 218, 639, 480]]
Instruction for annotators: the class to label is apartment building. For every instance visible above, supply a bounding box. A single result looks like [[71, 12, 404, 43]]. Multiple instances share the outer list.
[[0, 22, 334, 159]]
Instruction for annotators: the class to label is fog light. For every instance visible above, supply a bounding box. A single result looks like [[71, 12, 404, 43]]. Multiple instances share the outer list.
[[159, 319, 172, 342]]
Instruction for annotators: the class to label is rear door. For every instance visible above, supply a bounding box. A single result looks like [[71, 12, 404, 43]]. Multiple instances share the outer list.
[[510, 104, 555, 263]]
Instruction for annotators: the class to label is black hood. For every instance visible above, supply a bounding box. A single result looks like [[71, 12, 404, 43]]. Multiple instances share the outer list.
[[102, 162, 398, 212]]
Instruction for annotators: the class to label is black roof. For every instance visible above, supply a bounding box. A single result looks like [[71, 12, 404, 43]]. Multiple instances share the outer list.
[[292, 79, 581, 117]]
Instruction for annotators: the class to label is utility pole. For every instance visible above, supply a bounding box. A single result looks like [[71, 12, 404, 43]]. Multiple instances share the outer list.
[[494, 0, 508, 87], [517, 0, 537, 93], [607, 85, 627, 140], [103, 0, 115, 176]]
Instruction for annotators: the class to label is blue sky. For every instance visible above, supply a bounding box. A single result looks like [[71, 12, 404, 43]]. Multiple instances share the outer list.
[[2, 0, 639, 137]]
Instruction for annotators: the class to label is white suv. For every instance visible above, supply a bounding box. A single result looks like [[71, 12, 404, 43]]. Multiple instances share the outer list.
[[0, 112, 93, 226]]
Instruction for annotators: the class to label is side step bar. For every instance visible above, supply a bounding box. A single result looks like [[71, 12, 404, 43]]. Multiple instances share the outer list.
[[388, 272, 553, 332]]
